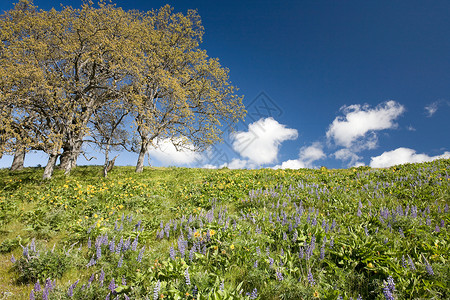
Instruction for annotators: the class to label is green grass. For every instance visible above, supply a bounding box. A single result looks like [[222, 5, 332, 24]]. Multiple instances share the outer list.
[[0, 160, 449, 299]]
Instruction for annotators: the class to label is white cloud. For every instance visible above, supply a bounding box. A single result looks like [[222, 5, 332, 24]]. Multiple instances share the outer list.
[[273, 142, 326, 169], [370, 148, 450, 168], [425, 102, 439, 117], [326, 101, 405, 150], [201, 164, 217, 169], [299, 142, 326, 164], [333, 149, 364, 167], [231, 117, 298, 165], [406, 125, 416, 131], [148, 138, 202, 166], [424, 100, 450, 117], [273, 159, 306, 170], [220, 158, 249, 169]]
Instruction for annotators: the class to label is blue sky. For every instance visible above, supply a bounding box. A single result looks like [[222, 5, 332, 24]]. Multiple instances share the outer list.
[[1, 0, 449, 169]]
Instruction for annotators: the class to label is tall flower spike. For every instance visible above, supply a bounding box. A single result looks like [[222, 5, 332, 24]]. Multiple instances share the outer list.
[[185, 268, 191, 286], [153, 281, 161, 300]]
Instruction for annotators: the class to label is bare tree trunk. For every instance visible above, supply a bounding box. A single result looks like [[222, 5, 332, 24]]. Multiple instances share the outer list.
[[64, 140, 83, 175], [59, 145, 71, 170], [43, 153, 58, 180], [135, 142, 147, 173], [10, 148, 25, 171]]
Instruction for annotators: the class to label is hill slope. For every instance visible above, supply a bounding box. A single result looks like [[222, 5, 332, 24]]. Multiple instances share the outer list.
[[0, 161, 449, 299]]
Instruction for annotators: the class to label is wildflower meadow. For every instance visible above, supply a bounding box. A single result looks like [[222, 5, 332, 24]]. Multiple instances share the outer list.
[[0, 159, 449, 299]]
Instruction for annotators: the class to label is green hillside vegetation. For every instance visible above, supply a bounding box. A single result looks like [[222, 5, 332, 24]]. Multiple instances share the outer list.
[[0, 160, 449, 299]]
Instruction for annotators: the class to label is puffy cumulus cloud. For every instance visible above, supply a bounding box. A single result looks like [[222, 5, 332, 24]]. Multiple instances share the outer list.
[[220, 158, 249, 169], [231, 117, 298, 165], [326, 101, 405, 149], [370, 148, 450, 168], [299, 142, 326, 165], [333, 149, 364, 167], [272, 159, 306, 170], [148, 138, 202, 166], [273, 142, 326, 169]]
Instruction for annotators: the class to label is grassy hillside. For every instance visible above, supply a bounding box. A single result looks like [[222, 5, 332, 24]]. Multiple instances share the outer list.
[[0, 160, 449, 299]]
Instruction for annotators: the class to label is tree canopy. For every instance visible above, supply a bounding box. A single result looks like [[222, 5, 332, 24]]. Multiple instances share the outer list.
[[0, 0, 245, 178]]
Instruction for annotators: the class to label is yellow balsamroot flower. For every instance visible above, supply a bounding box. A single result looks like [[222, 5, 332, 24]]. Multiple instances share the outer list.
[[313, 290, 320, 298], [230, 244, 235, 250], [368, 262, 374, 268], [194, 231, 201, 238], [210, 229, 216, 236], [94, 214, 98, 218]]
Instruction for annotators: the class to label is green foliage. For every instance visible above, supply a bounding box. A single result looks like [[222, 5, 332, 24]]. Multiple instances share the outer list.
[[0, 159, 449, 299], [13, 241, 71, 283]]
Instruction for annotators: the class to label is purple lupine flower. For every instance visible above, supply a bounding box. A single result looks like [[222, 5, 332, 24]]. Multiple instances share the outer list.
[[256, 246, 261, 256], [42, 286, 49, 300], [87, 257, 96, 267], [307, 268, 315, 286], [116, 237, 123, 254], [68, 284, 74, 297], [96, 244, 102, 260], [29, 290, 35, 300], [383, 285, 394, 300], [10, 254, 16, 263], [189, 247, 195, 262], [124, 294, 130, 300], [387, 276, 395, 292], [109, 238, 115, 253], [153, 281, 161, 300], [310, 235, 316, 251], [407, 255, 415, 271], [320, 244, 325, 260], [132, 237, 138, 251], [254, 260, 258, 268], [276, 269, 284, 281], [122, 277, 126, 285], [280, 248, 284, 256], [88, 273, 95, 283], [117, 255, 123, 268], [169, 246, 176, 260], [185, 268, 191, 286], [106, 293, 111, 300], [219, 281, 224, 291], [30, 239, 36, 253], [269, 257, 274, 268], [22, 245, 29, 259], [99, 269, 105, 287], [109, 278, 116, 292], [357, 208, 362, 217], [34, 280, 41, 292], [425, 260, 434, 275], [357, 295, 362, 300], [401, 256, 407, 268], [250, 288, 258, 299], [137, 246, 144, 262]]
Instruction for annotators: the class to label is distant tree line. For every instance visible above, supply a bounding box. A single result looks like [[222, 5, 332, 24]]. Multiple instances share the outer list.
[[0, 0, 245, 179]]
